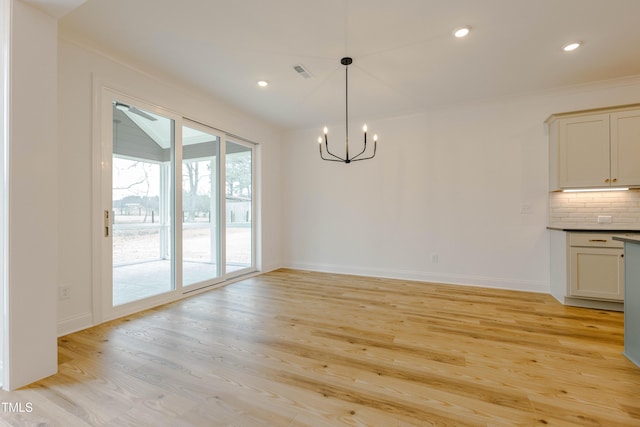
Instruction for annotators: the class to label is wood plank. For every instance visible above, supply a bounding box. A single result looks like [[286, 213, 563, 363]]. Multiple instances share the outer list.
[[1, 268, 639, 426]]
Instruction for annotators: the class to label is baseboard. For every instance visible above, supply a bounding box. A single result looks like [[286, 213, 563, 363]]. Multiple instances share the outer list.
[[57, 313, 93, 337], [258, 263, 282, 274], [283, 262, 550, 294], [559, 296, 624, 312]]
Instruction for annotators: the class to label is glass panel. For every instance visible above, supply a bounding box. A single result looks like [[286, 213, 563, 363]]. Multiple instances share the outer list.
[[182, 125, 220, 287], [225, 140, 253, 274], [112, 102, 173, 306]]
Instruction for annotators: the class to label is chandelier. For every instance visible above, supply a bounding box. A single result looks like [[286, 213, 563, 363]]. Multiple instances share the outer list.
[[318, 57, 378, 163]]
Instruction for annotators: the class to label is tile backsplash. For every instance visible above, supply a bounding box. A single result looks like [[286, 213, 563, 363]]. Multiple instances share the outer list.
[[549, 189, 640, 229]]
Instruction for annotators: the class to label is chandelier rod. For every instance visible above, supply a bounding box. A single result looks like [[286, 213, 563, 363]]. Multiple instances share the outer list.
[[343, 56, 351, 161]]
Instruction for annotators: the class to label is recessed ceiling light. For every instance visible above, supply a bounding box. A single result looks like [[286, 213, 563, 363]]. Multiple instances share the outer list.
[[563, 42, 581, 52], [257, 80, 269, 87], [453, 26, 471, 38]]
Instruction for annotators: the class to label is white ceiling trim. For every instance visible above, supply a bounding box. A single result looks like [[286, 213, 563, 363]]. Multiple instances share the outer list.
[[23, 0, 87, 18]]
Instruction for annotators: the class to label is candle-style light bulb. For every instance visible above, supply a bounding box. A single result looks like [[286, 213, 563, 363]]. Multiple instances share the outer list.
[[373, 134, 378, 142], [363, 124, 368, 133], [323, 126, 328, 135]]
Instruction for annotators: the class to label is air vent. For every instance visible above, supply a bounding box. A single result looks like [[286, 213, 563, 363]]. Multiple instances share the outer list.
[[293, 64, 312, 79]]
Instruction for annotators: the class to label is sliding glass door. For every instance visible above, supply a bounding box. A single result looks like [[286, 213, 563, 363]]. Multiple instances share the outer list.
[[103, 89, 256, 315], [112, 102, 174, 306], [225, 139, 254, 276], [182, 123, 222, 289]]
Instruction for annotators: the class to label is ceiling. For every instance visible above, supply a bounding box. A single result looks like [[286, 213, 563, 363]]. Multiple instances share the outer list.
[[57, 0, 640, 130]]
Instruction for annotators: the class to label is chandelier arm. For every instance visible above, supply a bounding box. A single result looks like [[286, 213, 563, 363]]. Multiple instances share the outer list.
[[319, 147, 346, 162], [321, 149, 346, 162], [350, 131, 373, 161], [322, 138, 347, 161], [350, 141, 369, 161], [350, 140, 377, 162], [350, 153, 375, 162]]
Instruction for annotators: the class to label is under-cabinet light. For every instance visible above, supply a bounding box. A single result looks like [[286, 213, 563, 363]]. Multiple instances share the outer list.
[[563, 188, 629, 193]]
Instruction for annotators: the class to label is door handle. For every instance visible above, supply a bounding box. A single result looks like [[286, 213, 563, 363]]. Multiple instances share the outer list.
[[104, 210, 110, 237]]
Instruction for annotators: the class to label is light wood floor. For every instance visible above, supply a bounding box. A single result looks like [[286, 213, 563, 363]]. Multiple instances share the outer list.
[[2, 269, 639, 426]]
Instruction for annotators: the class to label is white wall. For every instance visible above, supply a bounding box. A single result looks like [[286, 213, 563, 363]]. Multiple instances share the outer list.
[[4, 0, 58, 389], [57, 38, 283, 334], [283, 76, 640, 293]]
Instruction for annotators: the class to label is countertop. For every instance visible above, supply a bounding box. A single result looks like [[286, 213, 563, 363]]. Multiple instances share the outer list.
[[547, 226, 640, 233], [613, 235, 640, 244]]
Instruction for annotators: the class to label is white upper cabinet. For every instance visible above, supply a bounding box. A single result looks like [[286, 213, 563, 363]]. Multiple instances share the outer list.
[[558, 113, 610, 189], [548, 105, 640, 191], [611, 109, 640, 187]]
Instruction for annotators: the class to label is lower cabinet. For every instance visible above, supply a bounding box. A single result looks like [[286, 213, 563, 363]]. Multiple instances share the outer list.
[[549, 230, 638, 310], [569, 241, 624, 301]]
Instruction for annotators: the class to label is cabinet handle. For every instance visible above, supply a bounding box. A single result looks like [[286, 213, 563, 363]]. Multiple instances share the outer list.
[[613, 178, 618, 183], [605, 178, 610, 183], [588, 239, 608, 243], [622, 254, 624, 258]]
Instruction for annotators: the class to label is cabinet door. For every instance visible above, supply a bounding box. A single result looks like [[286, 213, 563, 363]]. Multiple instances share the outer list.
[[611, 110, 640, 187], [558, 114, 610, 188], [570, 247, 624, 301]]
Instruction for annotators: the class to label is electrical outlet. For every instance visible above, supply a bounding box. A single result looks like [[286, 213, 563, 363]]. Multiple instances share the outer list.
[[59, 286, 71, 300], [520, 203, 532, 214], [598, 215, 613, 224], [431, 253, 439, 263]]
